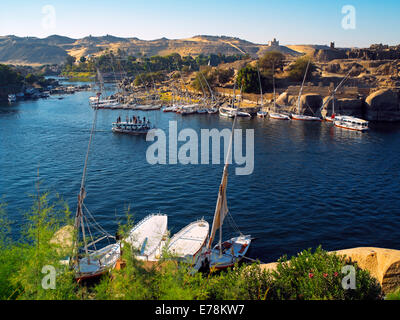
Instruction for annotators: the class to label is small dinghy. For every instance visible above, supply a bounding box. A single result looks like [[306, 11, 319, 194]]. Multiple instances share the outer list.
[[124, 214, 168, 261], [167, 220, 209, 270]]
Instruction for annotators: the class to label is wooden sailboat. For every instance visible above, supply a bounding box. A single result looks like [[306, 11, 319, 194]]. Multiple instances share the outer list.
[[290, 60, 321, 121], [268, 63, 290, 120], [256, 64, 268, 118], [321, 68, 352, 122], [205, 107, 252, 270], [71, 92, 121, 282]]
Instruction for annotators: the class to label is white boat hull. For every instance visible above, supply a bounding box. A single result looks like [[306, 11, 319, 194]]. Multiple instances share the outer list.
[[208, 235, 252, 270], [269, 113, 290, 120], [291, 114, 321, 121], [124, 214, 168, 261], [167, 220, 209, 267]]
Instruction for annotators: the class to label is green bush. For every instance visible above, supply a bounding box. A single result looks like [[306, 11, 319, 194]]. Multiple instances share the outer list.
[[386, 288, 400, 300], [287, 57, 315, 82], [267, 247, 382, 300]]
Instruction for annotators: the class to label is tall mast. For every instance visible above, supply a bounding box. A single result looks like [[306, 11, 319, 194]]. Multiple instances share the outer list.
[[72, 77, 100, 266], [272, 63, 277, 111], [296, 59, 311, 115], [257, 64, 263, 107], [207, 85, 241, 254]]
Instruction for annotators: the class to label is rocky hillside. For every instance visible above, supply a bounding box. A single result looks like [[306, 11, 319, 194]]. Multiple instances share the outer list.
[[0, 34, 302, 66]]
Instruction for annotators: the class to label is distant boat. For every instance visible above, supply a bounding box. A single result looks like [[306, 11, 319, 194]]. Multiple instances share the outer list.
[[268, 63, 291, 120], [334, 116, 369, 132], [219, 106, 235, 118], [291, 60, 321, 121], [321, 68, 352, 122], [8, 94, 16, 103], [257, 111, 268, 118], [269, 113, 290, 120], [112, 118, 154, 135]]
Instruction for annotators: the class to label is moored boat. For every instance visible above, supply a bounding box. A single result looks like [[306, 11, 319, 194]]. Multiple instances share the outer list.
[[257, 110, 268, 118], [124, 214, 168, 261], [219, 106, 235, 118], [334, 116, 369, 131], [269, 112, 290, 120], [204, 102, 252, 271], [167, 219, 209, 270], [209, 235, 252, 270], [291, 114, 321, 121]]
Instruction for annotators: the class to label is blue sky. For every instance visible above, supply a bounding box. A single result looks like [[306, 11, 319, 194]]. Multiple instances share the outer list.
[[0, 0, 399, 47]]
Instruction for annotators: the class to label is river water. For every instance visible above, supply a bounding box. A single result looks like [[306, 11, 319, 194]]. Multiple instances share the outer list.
[[1, 85, 400, 263]]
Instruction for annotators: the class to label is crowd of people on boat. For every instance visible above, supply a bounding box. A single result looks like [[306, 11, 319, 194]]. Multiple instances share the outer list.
[[115, 115, 151, 126], [113, 115, 153, 133]]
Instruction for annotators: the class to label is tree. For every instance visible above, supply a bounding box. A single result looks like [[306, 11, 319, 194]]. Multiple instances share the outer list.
[[79, 56, 86, 63], [25, 73, 37, 84], [65, 55, 76, 67], [259, 51, 284, 72], [236, 65, 259, 93], [287, 57, 315, 82]]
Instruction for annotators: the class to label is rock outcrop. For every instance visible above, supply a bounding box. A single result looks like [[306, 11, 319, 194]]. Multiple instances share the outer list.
[[365, 88, 400, 121], [321, 96, 363, 118], [335, 247, 400, 294], [50, 225, 74, 252]]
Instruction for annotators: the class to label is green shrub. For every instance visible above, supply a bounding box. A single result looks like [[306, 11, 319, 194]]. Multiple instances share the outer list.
[[386, 288, 400, 300], [267, 246, 382, 300]]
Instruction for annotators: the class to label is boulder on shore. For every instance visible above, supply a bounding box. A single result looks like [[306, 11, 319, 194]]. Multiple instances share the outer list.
[[321, 96, 363, 118], [365, 88, 400, 121]]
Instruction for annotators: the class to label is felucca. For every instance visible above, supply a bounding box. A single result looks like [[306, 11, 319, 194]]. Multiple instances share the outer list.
[[70, 92, 121, 281], [268, 63, 290, 120], [290, 60, 321, 121], [205, 108, 252, 270]]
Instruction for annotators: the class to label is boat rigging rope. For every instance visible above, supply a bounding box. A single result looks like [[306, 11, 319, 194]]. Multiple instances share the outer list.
[[82, 203, 115, 241]]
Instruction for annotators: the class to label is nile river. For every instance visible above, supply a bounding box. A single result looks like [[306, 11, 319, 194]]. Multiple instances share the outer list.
[[1, 85, 400, 263]]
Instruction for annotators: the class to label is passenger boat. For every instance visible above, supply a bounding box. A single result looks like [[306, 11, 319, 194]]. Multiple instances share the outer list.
[[204, 102, 252, 270], [167, 220, 209, 271], [334, 116, 369, 131], [124, 214, 168, 262], [112, 121, 154, 135]]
